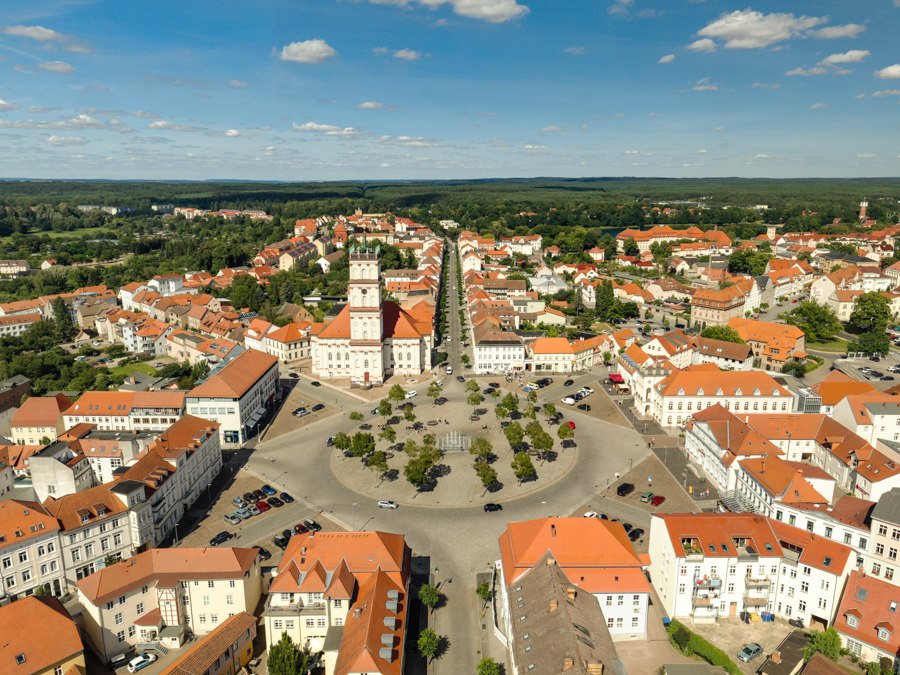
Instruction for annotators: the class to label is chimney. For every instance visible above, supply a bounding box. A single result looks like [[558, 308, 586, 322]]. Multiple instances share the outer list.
[[563, 657, 575, 671], [549, 600, 558, 612], [761, 459, 766, 474], [551, 524, 556, 538], [586, 661, 604, 675], [566, 587, 577, 602]]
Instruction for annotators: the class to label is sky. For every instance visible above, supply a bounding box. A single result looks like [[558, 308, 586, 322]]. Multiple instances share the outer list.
[[0, 0, 898, 181]]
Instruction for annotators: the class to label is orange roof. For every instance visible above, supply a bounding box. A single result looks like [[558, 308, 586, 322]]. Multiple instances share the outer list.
[[11, 394, 72, 429], [812, 370, 877, 406], [264, 322, 309, 344], [498, 517, 647, 595], [43, 482, 130, 531], [689, 405, 781, 466], [188, 349, 278, 399], [656, 364, 791, 398], [835, 571, 900, 654], [728, 317, 804, 346], [64, 391, 185, 418], [530, 337, 573, 355], [0, 597, 83, 672], [147, 415, 219, 459], [0, 500, 59, 546], [740, 456, 829, 502], [162, 612, 257, 675], [76, 547, 258, 605]]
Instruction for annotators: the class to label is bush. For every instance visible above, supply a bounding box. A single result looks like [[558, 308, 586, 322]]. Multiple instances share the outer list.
[[666, 620, 742, 675]]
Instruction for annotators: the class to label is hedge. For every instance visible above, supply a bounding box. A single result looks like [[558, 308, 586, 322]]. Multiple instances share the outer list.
[[666, 619, 742, 675]]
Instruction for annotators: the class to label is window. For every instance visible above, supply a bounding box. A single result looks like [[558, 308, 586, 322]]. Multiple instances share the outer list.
[[211, 614, 218, 623], [226, 595, 233, 605], [890, 548, 898, 561], [136, 603, 144, 616], [118, 595, 125, 605], [1, 557, 10, 570], [887, 568, 895, 581], [632, 616, 639, 627], [877, 543, 885, 556], [17, 551, 27, 564], [798, 600, 806, 612], [335, 617, 343, 626], [844, 533, 852, 545], [617, 595, 624, 606], [801, 582, 809, 593], [229, 580, 235, 588], [334, 599, 342, 608], [847, 615, 860, 628], [116, 631, 125, 643], [306, 618, 315, 627], [880, 524, 889, 536], [825, 527, 833, 538], [142, 585, 148, 594], [115, 612, 123, 625], [20, 570, 31, 583], [106, 601, 114, 610], [874, 563, 883, 576], [317, 618, 326, 627], [128, 626, 136, 638], [203, 595, 210, 606], [633, 594, 640, 606]]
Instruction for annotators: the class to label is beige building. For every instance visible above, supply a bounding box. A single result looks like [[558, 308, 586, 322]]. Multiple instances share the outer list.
[[0, 500, 65, 601], [161, 611, 257, 675], [0, 595, 86, 675], [76, 547, 262, 664], [10, 394, 72, 446]]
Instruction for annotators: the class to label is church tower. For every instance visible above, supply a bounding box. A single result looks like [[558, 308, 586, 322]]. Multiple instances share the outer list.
[[347, 244, 385, 387]]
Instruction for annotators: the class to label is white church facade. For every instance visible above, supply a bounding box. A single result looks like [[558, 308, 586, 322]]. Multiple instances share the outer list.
[[310, 246, 434, 387]]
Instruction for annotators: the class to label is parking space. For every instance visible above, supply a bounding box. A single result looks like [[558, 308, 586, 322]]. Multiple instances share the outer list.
[[690, 618, 799, 674], [609, 455, 701, 516], [264, 385, 337, 440]]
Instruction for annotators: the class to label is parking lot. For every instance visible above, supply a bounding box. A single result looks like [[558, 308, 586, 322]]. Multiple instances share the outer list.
[[263, 383, 338, 441], [690, 617, 800, 674]]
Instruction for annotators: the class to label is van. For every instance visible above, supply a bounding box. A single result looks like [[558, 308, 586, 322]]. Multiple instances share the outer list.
[[110, 652, 132, 669]]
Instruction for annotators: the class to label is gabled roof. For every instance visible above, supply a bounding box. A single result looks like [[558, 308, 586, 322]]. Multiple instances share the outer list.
[[811, 370, 877, 406], [689, 404, 781, 466], [0, 597, 83, 673], [188, 349, 278, 399], [162, 612, 256, 675], [10, 394, 72, 429], [835, 571, 900, 654]]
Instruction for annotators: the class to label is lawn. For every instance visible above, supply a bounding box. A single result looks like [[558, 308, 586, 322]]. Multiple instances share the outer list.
[[0, 225, 116, 243], [109, 362, 158, 379], [806, 338, 850, 353]]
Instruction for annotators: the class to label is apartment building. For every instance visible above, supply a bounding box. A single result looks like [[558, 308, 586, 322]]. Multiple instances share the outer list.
[[834, 571, 900, 666], [472, 321, 526, 374], [0, 500, 65, 601], [691, 336, 753, 371], [649, 513, 854, 628], [690, 278, 760, 328], [728, 318, 807, 371], [160, 611, 257, 675], [773, 497, 873, 571], [166, 329, 243, 367], [0, 596, 86, 675], [497, 518, 650, 642], [528, 337, 593, 373], [734, 456, 836, 517], [63, 391, 186, 434], [865, 489, 900, 583], [186, 349, 280, 446], [77, 547, 262, 663], [0, 312, 43, 337], [9, 394, 72, 445], [263, 530, 411, 675]]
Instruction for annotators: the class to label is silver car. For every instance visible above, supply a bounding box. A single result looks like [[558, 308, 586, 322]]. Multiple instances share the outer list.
[[223, 512, 241, 525]]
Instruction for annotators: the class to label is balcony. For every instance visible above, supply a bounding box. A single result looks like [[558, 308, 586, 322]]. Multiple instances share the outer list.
[[692, 596, 715, 607], [694, 577, 722, 591], [264, 598, 327, 616], [745, 577, 771, 588], [735, 546, 759, 562], [743, 595, 768, 607]]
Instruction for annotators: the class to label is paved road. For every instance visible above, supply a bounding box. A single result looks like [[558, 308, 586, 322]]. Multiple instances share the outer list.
[[244, 370, 650, 674]]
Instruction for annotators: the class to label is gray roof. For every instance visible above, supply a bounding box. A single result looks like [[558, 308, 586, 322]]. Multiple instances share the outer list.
[[864, 401, 900, 416], [663, 665, 727, 675], [872, 488, 900, 526], [757, 630, 807, 675]]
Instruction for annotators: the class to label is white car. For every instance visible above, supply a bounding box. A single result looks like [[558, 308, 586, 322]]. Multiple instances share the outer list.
[[404, 390, 418, 399], [583, 511, 600, 519], [378, 500, 399, 509], [445, 337, 452, 343], [561, 397, 576, 405], [127, 653, 158, 673], [446, 366, 453, 375]]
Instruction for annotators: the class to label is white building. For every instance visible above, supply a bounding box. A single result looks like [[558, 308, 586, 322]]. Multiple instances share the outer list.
[[0, 499, 65, 601], [472, 321, 526, 374], [63, 391, 186, 434]]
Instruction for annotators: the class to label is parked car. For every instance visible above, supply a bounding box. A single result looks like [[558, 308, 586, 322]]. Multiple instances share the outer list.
[[489, 382, 500, 388], [127, 653, 158, 673], [236, 508, 252, 520], [483, 387, 495, 395], [378, 500, 399, 509], [617, 483, 635, 497], [561, 439, 576, 449], [267, 497, 284, 508], [640, 491, 654, 503], [564, 379, 574, 387], [280, 492, 294, 503], [247, 504, 261, 516], [243, 492, 256, 504], [312, 403, 325, 412], [261, 484, 277, 496], [223, 513, 241, 525], [311, 381, 321, 387], [628, 528, 644, 542], [293, 407, 309, 417], [651, 495, 667, 507], [561, 397, 576, 405], [456, 375, 465, 382], [577, 404, 591, 411], [293, 523, 308, 534], [404, 390, 418, 399], [483, 503, 503, 512], [326, 436, 335, 447], [584, 511, 600, 519], [737, 643, 763, 662], [566, 420, 576, 429], [304, 519, 322, 532], [621, 523, 633, 533], [209, 531, 233, 546], [273, 535, 288, 550], [788, 617, 805, 628], [256, 547, 272, 561], [282, 529, 294, 540], [232, 496, 247, 508]]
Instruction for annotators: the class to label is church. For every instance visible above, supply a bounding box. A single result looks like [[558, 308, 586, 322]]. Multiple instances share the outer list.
[[310, 245, 434, 387]]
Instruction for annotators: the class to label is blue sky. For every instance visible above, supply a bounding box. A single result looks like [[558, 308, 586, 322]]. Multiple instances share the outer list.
[[0, 0, 898, 180]]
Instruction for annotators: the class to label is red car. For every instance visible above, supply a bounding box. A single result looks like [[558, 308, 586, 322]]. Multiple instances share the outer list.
[[650, 495, 666, 507], [566, 420, 576, 430], [293, 523, 309, 535], [256, 501, 272, 512]]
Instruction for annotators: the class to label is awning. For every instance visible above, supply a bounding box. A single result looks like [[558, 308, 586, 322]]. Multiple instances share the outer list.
[[247, 405, 267, 427], [608, 373, 625, 384]]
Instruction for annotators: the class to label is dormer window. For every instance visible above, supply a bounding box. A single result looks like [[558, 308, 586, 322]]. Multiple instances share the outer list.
[[847, 615, 859, 628], [879, 627, 891, 641]]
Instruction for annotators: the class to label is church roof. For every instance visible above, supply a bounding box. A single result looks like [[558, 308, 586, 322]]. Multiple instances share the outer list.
[[316, 301, 429, 340]]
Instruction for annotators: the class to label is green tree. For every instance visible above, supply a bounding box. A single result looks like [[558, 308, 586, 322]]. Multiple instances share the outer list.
[[377, 398, 393, 417], [404, 438, 419, 455], [728, 249, 772, 277], [403, 406, 417, 423], [700, 326, 745, 343], [477, 658, 502, 675], [418, 583, 441, 613], [33, 583, 51, 596], [853, 331, 891, 356], [51, 297, 75, 342], [622, 237, 639, 257], [500, 392, 519, 412], [366, 450, 390, 478], [466, 379, 480, 394], [504, 421, 524, 447], [350, 432, 375, 458], [802, 627, 843, 662], [476, 581, 493, 605], [512, 451, 537, 483], [379, 426, 396, 443], [404, 456, 430, 489], [427, 381, 442, 400], [849, 292, 892, 333], [333, 432, 351, 450], [417, 628, 441, 662], [557, 423, 574, 440], [387, 384, 406, 402], [474, 460, 498, 490], [348, 411, 363, 421], [650, 241, 673, 266], [602, 350, 613, 366], [469, 436, 493, 460], [532, 430, 553, 456], [467, 392, 484, 409], [268, 632, 312, 675], [783, 301, 842, 343], [542, 403, 557, 417]]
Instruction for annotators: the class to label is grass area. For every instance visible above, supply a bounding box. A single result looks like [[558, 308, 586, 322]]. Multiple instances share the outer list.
[[807, 338, 850, 353], [591, 321, 615, 333], [109, 362, 158, 379], [0, 225, 117, 243]]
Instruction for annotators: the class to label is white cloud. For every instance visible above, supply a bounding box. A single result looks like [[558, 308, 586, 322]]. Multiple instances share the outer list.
[[279, 39, 337, 64], [810, 102, 828, 109], [873, 89, 900, 97], [786, 66, 829, 77], [39, 61, 74, 74], [229, 79, 249, 88], [372, 47, 389, 55], [393, 48, 421, 61], [811, 24, 866, 39], [857, 152, 876, 159], [624, 149, 640, 154], [693, 10, 862, 51], [366, 0, 528, 23], [523, 144, 545, 150], [565, 46, 586, 56], [692, 76, 718, 91], [752, 82, 781, 89], [379, 134, 438, 147], [540, 125, 563, 132], [821, 50, 870, 65], [357, 101, 384, 109], [2, 25, 63, 41], [657, 53, 675, 64], [46, 135, 86, 146], [696, 149, 708, 154], [292, 121, 359, 137], [875, 64, 900, 79], [148, 120, 203, 132], [0, 99, 17, 112], [687, 38, 717, 53], [224, 129, 240, 137]]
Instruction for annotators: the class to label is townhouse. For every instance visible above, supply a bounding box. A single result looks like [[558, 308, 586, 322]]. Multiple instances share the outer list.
[[690, 278, 761, 328], [185, 349, 280, 446], [0, 596, 86, 675], [0, 500, 65, 601], [497, 518, 651, 643], [166, 328, 243, 367], [733, 455, 836, 518], [774, 497, 873, 571], [691, 336, 753, 370], [641, 330, 694, 368], [9, 394, 72, 445], [649, 512, 855, 628], [77, 547, 262, 663], [264, 530, 411, 675], [832, 392, 900, 447], [728, 317, 807, 371], [472, 320, 526, 374], [834, 571, 900, 666], [0, 311, 43, 337], [63, 391, 186, 434], [865, 489, 900, 583], [260, 322, 312, 364], [528, 337, 593, 373], [161, 611, 257, 675]]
